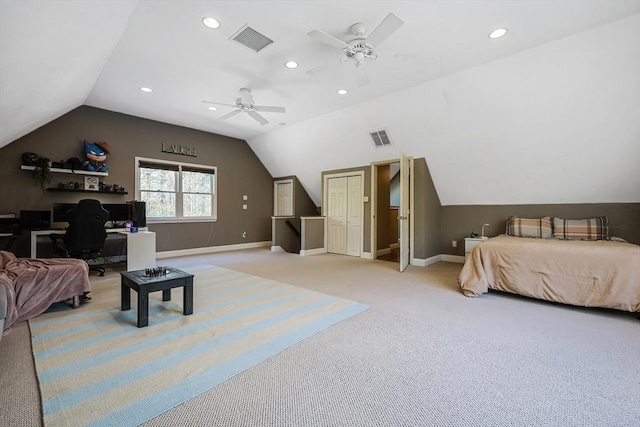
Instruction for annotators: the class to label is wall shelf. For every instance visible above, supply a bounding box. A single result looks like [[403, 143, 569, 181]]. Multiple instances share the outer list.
[[21, 165, 108, 177], [46, 188, 128, 195]]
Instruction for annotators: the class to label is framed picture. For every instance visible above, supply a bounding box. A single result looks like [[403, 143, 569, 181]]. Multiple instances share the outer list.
[[84, 176, 99, 191]]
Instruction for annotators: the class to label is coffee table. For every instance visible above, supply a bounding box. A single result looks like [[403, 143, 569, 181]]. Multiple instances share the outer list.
[[120, 267, 194, 327]]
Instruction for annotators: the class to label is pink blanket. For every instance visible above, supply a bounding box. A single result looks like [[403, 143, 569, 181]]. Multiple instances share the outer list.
[[1, 251, 91, 332]]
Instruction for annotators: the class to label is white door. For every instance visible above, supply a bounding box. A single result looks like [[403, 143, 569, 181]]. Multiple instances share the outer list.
[[399, 153, 411, 272], [327, 175, 363, 257], [327, 177, 347, 254], [346, 175, 362, 257], [274, 180, 293, 216]]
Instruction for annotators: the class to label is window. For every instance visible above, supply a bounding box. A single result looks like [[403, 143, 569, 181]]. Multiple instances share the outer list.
[[136, 157, 216, 222]]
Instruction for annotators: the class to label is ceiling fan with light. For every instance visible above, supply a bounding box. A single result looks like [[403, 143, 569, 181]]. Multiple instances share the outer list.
[[306, 12, 404, 86], [202, 88, 285, 125]]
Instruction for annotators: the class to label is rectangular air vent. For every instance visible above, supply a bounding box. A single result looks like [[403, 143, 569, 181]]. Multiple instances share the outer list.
[[370, 129, 392, 148], [229, 24, 274, 53]]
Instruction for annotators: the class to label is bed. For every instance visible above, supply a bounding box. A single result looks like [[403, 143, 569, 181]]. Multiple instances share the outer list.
[[1, 250, 92, 334], [458, 217, 640, 313]]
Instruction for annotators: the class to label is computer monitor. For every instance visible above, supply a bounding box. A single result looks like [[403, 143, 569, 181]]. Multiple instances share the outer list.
[[19, 210, 51, 230], [102, 204, 130, 222], [52, 203, 78, 222]]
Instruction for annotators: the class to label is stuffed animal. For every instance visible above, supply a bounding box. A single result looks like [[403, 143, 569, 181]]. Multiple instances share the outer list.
[[82, 140, 110, 172]]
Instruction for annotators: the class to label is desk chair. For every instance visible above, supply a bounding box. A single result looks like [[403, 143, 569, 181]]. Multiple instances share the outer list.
[[0, 218, 20, 252], [51, 199, 110, 276]]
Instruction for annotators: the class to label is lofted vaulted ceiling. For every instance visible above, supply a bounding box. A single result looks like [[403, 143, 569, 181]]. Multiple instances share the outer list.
[[1, 1, 639, 206]]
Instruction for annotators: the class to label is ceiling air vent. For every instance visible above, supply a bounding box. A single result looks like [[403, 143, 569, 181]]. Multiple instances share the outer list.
[[370, 129, 392, 148], [230, 24, 274, 53]]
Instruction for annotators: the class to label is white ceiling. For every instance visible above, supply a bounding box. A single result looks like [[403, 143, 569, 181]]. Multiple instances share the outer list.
[[1, 1, 639, 205]]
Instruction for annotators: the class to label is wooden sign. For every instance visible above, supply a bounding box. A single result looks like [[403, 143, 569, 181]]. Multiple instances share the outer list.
[[161, 143, 197, 157]]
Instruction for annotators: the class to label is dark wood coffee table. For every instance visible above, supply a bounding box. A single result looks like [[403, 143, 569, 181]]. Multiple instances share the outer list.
[[120, 267, 194, 327]]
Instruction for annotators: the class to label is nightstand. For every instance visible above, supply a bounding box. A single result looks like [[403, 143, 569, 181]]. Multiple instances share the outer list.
[[465, 236, 489, 260]]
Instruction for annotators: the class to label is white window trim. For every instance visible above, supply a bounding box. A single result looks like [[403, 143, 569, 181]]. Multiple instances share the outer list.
[[135, 156, 217, 224]]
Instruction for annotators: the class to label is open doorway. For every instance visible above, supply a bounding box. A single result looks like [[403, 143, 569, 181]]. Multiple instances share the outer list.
[[375, 162, 400, 263], [371, 155, 412, 271]]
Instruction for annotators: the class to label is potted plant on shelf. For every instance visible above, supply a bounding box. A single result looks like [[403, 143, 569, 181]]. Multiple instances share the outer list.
[[31, 155, 52, 191]]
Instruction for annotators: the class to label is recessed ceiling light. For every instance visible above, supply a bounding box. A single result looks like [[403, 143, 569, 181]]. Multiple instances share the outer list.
[[207, 106, 218, 111], [140, 87, 153, 93], [284, 61, 299, 69], [202, 17, 220, 29], [337, 89, 348, 95], [488, 28, 508, 39]]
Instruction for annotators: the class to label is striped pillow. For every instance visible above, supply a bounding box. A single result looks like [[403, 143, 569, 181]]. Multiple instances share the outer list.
[[553, 217, 609, 241], [505, 216, 553, 238]]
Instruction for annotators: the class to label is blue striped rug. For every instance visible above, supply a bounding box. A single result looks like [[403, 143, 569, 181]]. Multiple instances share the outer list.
[[29, 265, 369, 426]]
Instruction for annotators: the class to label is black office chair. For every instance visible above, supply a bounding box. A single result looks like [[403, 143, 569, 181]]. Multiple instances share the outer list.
[[51, 199, 110, 276]]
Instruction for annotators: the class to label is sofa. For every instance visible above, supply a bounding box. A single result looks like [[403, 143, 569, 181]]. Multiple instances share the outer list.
[[0, 251, 91, 337]]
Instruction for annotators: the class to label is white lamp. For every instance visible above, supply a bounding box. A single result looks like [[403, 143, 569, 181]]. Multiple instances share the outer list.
[[481, 223, 490, 237]]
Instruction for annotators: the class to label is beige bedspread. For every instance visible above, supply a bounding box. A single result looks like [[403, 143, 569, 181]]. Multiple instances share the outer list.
[[458, 235, 640, 312]]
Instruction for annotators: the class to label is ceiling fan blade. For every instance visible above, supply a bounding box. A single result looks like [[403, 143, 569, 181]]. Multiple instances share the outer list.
[[307, 29, 350, 49], [219, 110, 242, 120], [202, 100, 237, 108], [247, 110, 269, 125], [356, 68, 370, 87], [254, 105, 286, 113], [365, 13, 404, 48]]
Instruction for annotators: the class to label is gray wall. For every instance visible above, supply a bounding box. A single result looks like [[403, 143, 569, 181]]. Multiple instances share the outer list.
[[413, 158, 442, 259], [293, 176, 318, 217], [0, 106, 274, 254], [441, 203, 640, 256], [302, 218, 325, 250]]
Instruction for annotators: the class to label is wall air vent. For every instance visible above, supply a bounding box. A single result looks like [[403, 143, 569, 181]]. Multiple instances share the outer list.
[[370, 129, 392, 148], [229, 24, 274, 53]]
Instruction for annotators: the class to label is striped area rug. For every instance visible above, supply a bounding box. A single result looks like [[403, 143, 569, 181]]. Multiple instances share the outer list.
[[29, 265, 369, 426]]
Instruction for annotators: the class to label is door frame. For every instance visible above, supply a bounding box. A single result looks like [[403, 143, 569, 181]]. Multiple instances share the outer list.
[[322, 171, 365, 258], [370, 157, 414, 264]]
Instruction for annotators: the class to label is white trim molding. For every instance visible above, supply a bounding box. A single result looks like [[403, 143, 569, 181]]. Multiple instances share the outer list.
[[300, 247, 326, 256], [441, 254, 465, 264], [157, 241, 271, 259], [411, 255, 442, 267]]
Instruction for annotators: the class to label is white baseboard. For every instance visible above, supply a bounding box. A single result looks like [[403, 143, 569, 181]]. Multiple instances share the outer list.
[[361, 252, 373, 260], [411, 254, 442, 267], [270, 245, 284, 252], [441, 254, 465, 264], [157, 241, 271, 259], [300, 247, 326, 256]]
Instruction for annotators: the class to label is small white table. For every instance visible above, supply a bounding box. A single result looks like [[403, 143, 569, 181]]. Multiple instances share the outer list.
[[118, 230, 156, 271], [464, 236, 489, 261]]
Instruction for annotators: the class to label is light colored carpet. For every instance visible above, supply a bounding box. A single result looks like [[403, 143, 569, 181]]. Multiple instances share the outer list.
[[28, 265, 368, 426], [1, 249, 639, 426]]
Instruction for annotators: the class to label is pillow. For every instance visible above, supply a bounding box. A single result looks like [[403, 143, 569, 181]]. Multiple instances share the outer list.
[[505, 216, 553, 238], [553, 217, 609, 241]]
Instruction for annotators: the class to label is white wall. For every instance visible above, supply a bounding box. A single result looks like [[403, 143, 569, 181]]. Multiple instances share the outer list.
[[249, 15, 640, 206]]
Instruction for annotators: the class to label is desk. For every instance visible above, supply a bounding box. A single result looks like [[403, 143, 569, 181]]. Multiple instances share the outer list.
[[118, 231, 156, 271], [30, 227, 149, 258]]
